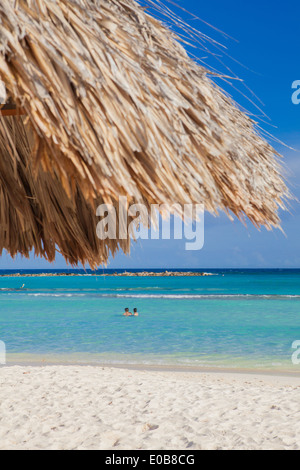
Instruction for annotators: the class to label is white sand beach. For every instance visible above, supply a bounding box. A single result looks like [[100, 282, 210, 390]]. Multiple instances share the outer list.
[[0, 365, 299, 450]]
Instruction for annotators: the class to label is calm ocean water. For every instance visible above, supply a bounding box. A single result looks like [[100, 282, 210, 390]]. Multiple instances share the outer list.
[[0, 269, 300, 372]]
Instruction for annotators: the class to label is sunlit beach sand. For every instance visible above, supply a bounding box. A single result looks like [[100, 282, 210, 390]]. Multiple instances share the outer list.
[[0, 364, 299, 450]]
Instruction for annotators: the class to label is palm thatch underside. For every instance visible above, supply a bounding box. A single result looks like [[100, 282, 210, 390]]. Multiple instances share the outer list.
[[0, 0, 289, 267]]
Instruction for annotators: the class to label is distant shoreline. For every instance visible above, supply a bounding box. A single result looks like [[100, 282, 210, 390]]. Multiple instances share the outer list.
[[0, 271, 214, 278], [3, 357, 300, 378]]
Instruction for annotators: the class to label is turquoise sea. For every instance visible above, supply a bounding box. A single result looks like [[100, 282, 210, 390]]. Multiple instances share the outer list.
[[0, 269, 300, 372]]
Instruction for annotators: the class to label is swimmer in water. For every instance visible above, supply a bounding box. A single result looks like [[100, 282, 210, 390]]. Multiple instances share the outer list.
[[123, 308, 132, 316]]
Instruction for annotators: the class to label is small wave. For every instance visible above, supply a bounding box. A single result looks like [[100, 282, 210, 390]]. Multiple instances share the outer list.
[[0, 287, 28, 292], [100, 293, 300, 300], [27, 293, 86, 298], [2, 291, 300, 300]]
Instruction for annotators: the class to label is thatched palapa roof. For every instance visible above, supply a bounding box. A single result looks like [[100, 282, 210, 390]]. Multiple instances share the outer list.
[[0, 0, 289, 267]]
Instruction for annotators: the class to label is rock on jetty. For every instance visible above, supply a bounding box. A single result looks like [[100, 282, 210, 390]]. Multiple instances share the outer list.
[[107, 271, 213, 277], [0, 271, 213, 278]]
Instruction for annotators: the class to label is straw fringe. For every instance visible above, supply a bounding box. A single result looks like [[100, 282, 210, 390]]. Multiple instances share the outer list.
[[0, 0, 290, 266]]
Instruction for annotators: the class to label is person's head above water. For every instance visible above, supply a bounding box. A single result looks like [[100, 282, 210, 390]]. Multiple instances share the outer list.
[[133, 308, 137, 312], [123, 308, 132, 316]]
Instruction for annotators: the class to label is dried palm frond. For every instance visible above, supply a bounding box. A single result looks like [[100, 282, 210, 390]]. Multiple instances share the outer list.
[[0, 0, 289, 266]]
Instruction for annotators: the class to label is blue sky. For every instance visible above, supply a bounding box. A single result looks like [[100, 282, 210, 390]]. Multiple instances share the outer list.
[[1, 0, 300, 269]]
